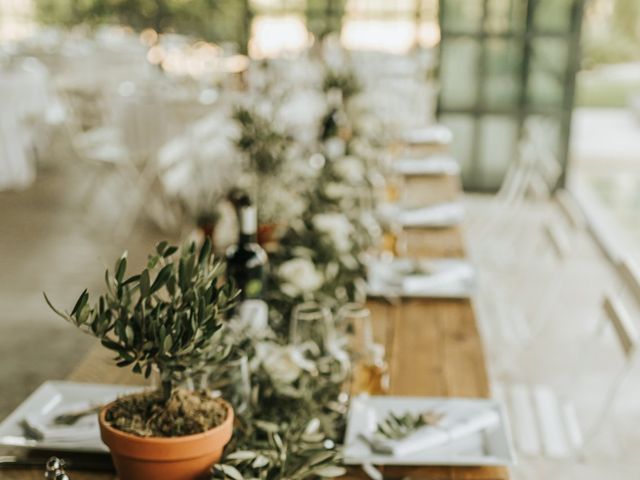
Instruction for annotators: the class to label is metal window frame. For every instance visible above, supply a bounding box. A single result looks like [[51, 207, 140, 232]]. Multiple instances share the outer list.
[[437, 0, 585, 192]]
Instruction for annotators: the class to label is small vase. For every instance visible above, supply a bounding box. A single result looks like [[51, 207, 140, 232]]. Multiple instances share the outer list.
[[99, 400, 234, 480]]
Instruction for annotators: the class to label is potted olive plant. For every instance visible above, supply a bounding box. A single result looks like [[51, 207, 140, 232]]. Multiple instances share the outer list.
[[45, 240, 240, 480]]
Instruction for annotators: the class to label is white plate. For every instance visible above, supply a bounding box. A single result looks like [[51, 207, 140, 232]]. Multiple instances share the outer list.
[[400, 125, 453, 146], [0, 381, 144, 452], [391, 156, 460, 177], [344, 395, 516, 466], [378, 202, 464, 229], [367, 258, 475, 299]]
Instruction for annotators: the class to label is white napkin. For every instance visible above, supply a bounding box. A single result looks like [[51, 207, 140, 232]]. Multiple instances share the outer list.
[[401, 126, 453, 146], [23, 402, 100, 443], [391, 156, 460, 176], [399, 203, 464, 228], [367, 259, 474, 298], [402, 263, 474, 296], [367, 409, 500, 458]]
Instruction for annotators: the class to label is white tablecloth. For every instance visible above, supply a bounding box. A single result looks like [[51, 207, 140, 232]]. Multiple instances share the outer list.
[[0, 59, 51, 190]]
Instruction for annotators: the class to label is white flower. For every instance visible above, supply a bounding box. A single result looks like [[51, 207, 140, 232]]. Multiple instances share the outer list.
[[312, 213, 354, 252], [277, 89, 327, 133], [324, 137, 346, 158], [278, 258, 324, 296], [253, 342, 318, 384], [259, 180, 306, 223], [334, 156, 365, 183], [231, 299, 271, 340], [324, 182, 351, 200]]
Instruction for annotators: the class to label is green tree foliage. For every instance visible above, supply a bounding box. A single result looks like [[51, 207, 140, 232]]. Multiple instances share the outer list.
[[45, 240, 239, 402], [34, 0, 250, 48]]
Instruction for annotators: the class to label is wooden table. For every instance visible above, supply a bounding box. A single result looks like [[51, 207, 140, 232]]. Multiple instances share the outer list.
[[3, 175, 508, 480], [340, 173, 508, 479]]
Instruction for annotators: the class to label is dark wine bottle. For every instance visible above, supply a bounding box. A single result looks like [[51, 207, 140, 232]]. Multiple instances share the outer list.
[[226, 196, 268, 300]]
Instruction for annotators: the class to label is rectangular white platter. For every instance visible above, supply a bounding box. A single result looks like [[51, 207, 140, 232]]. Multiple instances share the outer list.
[[0, 381, 144, 453], [344, 395, 516, 467], [367, 258, 476, 299]]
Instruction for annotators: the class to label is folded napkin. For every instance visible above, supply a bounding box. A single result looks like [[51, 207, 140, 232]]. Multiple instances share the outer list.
[[402, 263, 474, 296], [366, 409, 500, 457], [399, 203, 464, 228], [23, 402, 100, 443], [401, 126, 453, 146], [391, 156, 460, 176]]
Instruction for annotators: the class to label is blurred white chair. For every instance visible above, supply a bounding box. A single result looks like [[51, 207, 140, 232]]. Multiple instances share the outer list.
[[496, 293, 640, 479], [0, 58, 53, 190]]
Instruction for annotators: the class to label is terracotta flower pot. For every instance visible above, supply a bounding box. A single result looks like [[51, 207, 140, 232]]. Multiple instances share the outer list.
[[99, 400, 234, 480]]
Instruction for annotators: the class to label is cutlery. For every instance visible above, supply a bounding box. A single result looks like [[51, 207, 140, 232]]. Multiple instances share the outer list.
[[54, 405, 103, 426], [0, 455, 114, 472]]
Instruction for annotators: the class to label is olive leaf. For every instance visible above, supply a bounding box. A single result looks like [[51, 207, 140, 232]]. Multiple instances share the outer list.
[[44, 241, 240, 402], [376, 410, 445, 440]]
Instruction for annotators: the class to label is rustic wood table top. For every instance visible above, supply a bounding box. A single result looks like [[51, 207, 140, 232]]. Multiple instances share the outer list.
[[2, 174, 509, 480]]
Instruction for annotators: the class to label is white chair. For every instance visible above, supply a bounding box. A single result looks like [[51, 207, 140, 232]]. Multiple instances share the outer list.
[[0, 59, 53, 190], [496, 293, 640, 478]]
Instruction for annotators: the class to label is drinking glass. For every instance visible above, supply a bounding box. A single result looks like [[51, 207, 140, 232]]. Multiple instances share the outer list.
[[289, 301, 334, 349], [336, 302, 373, 356], [207, 355, 251, 414]]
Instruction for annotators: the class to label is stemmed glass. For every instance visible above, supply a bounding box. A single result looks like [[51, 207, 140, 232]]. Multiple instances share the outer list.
[[336, 302, 373, 356], [290, 301, 351, 384], [206, 354, 252, 415], [289, 301, 334, 349], [337, 303, 389, 395]]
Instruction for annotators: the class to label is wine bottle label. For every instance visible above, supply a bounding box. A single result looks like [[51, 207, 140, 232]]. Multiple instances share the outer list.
[[240, 206, 257, 235]]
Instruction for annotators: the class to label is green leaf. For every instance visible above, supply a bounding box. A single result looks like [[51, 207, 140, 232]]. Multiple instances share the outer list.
[[255, 420, 280, 434], [147, 255, 159, 269], [307, 451, 336, 466], [251, 455, 269, 468], [101, 339, 122, 351], [139, 270, 150, 298], [198, 238, 211, 265], [70, 289, 88, 316], [115, 255, 127, 283], [215, 464, 244, 480], [225, 451, 256, 461], [125, 325, 135, 344], [122, 274, 140, 286], [314, 466, 347, 477], [163, 246, 178, 257], [163, 335, 173, 353], [156, 241, 168, 256], [150, 264, 173, 295]]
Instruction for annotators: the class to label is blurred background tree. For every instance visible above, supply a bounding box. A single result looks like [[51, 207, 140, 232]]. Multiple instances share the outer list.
[[34, 0, 251, 50], [582, 0, 640, 69], [305, 0, 344, 41]]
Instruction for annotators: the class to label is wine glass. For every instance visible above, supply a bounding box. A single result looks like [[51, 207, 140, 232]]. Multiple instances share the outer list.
[[336, 302, 373, 356], [289, 301, 334, 349], [207, 354, 251, 414]]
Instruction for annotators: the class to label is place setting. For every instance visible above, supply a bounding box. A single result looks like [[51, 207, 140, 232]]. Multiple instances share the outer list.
[[4, 2, 624, 479]]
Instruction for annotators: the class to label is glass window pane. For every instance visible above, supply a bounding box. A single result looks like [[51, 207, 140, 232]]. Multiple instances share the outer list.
[[485, 0, 526, 34], [527, 39, 569, 108], [478, 115, 519, 189], [524, 115, 562, 165], [439, 114, 476, 186], [441, 0, 484, 33], [439, 38, 480, 109], [533, 0, 576, 32], [483, 38, 522, 108]]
